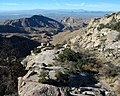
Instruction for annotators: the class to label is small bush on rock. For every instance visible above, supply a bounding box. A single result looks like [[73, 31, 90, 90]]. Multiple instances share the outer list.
[[33, 48, 41, 54], [39, 71, 49, 83]]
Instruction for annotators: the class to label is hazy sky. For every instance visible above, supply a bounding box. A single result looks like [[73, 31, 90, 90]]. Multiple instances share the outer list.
[[0, 0, 120, 11]]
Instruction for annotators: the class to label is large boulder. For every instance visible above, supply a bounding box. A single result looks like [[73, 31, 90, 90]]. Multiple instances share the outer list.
[[18, 82, 66, 96]]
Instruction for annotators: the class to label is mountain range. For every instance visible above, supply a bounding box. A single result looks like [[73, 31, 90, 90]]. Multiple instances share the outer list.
[[0, 9, 112, 21]]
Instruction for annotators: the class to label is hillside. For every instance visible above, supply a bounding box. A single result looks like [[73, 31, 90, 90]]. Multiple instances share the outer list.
[[0, 25, 27, 33], [52, 12, 120, 65], [51, 28, 86, 45], [17, 12, 120, 96], [0, 35, 40, 95], [69, 12, 120, 65]]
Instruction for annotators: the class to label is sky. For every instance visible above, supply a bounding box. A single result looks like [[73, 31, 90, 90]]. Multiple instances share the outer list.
[[0, 0, 120, 11]]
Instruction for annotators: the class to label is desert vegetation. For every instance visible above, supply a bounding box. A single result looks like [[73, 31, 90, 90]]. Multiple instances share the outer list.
[[56, 48, 101, 73], [97, 22, 120, 40], [97, 22, 120, 32], [38, 48, 103, 87]]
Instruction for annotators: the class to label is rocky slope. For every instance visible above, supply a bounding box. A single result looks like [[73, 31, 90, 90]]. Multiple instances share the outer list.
[[67, 12, 120, 95], [18, 42, 120, 96], [3, 15, 64, 34], [69, 12, 120, 66], [50, 12, 120, 95], [18, 44, 67, 96]]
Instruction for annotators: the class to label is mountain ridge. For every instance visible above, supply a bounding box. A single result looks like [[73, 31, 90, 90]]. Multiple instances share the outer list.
[[0, 15, 64, 34]]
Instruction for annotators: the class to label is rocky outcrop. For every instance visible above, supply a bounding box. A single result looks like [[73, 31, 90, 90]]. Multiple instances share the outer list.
[[61, 17, 75, 24], [18, 44, 116, 96], [69, 12, 120, 64], [18, 12, 119, 96], [18, 82, 65, 96], [62, 12, 120, 96], [18, 46, 67, 96]]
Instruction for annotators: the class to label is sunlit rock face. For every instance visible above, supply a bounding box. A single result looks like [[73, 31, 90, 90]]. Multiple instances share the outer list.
[[70, 12, 120, 64]]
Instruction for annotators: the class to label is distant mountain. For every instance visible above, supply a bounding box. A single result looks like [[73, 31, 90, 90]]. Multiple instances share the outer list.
[[61, 16, 88, 31], [1, 15, 64, 35], [0, 9, 112, 21], [0, 9, 111, 15], [4, 15, 64, 28]]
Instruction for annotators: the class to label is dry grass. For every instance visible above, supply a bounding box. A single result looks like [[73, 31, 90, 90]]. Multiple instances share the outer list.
[[99, 75, 116, 85], [51, 28, 86, 45]]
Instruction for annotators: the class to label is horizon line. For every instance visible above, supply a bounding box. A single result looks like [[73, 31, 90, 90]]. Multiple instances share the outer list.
[[0, 9, 116, 12]]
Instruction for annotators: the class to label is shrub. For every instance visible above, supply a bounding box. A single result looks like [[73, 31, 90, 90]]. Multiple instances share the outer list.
[[47, 43, 55, 49], [33, 48, 41, 54], [116, 33, 120, 40], [57, 48, 81, 62], [110, 22, 120, 32], [39, 71, 49, 83], [106, 13, 115, 18], [97, 22, 120, 32], [55, 44, 64, 49], [55, 48, 101, 74], [55, 70, 64, 79], [97, 24, 106, 31], [116, 85, 120, 96], [55, 70, 69, 86], [47, 64, 53, 67]]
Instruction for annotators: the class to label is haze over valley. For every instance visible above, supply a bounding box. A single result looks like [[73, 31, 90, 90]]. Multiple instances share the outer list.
[[0, 9, 112, 21]]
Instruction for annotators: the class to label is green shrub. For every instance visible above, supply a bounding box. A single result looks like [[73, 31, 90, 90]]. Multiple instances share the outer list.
[[33, 48, 41, 54], [47, 43, 55, 49], [39, 71, 49, 83], [110, 22, 120, 32], [57, 48, 81, 62], [116, 33, 120, 40], [55, 70, 69, 86], [106, 13, 115, 18], [116, 85, 120, 96], [97, 22, 120, 32], [55, 44, 64, 49], [97, 24, 106, 31], [55, 70, 64, 79], [47, 64, 53, 67], [55, 48, 101, 74]]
